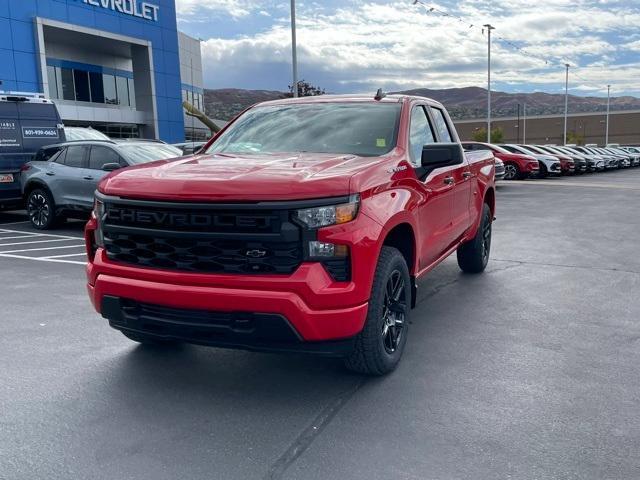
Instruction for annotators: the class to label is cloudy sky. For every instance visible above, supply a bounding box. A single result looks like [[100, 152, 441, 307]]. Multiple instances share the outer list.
[[175, 0, 640, 97]]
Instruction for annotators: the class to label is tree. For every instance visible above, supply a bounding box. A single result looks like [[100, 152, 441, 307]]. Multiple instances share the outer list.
[[567, 131, 585, 145], [183, 101, 221, 136], [287, 80, 326, 97], [471, 127, 504, 144]]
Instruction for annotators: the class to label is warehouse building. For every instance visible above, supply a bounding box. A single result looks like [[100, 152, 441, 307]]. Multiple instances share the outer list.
[[0, 0, 206, 143], [455, 110, 640, 146]]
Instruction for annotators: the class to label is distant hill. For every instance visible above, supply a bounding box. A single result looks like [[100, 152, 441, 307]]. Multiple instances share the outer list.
[[204, 87, 640, 121], [204, 88, 288, 121]]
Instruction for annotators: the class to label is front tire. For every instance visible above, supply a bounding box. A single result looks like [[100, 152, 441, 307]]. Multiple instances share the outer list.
[[538, 163, 548, 178], [345, 246, 411, 375], [503, 163, 520, 180], [26, 188, 57, 230], [457, 203, 492, 274]]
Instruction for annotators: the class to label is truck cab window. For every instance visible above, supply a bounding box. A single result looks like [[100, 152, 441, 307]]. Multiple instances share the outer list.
[[430, 107, 453, 143], [408, 106, 436, 166]]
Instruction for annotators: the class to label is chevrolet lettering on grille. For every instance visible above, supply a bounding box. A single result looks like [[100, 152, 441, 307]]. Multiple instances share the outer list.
[[106, 207, 272, 229]]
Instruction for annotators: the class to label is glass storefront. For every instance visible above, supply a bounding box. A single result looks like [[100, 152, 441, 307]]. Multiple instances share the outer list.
[[47, 64, 134, 108]]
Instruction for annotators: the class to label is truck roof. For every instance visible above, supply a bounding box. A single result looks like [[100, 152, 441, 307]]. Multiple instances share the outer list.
[[258, 93, 445, 109]]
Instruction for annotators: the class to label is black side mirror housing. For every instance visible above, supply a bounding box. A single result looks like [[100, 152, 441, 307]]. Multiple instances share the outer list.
[[102, 163, 122, 172], [417, 143, 464, 178]]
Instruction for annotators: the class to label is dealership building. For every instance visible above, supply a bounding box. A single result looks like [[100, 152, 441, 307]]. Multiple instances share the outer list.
[[0, 0, 208, 143]]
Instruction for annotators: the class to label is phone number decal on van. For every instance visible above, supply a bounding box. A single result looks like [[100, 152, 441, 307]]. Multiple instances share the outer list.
[[22, 127, 59, 139]]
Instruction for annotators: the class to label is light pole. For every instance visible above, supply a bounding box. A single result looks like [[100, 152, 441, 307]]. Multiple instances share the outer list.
[[563, 63, 569, 145], [523, 103, 527, 144], [290, 0, 298, 97], [484, 24, 495, 143], [605, 84, 611, 145]]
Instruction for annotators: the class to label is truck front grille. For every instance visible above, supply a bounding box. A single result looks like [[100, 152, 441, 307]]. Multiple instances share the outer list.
[[103, 232, 302, 274], [100, 198, 307, 275]]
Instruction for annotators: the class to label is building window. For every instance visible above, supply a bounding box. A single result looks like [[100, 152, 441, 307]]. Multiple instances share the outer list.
[[127, 78, 136, 109], [47, 66, 58, 99], [60, 68, 75, 101], [103, 74, 117, 105], [89, 72, 105, 104], [116, 76, 129, 107], [73, 70, 91, 102]]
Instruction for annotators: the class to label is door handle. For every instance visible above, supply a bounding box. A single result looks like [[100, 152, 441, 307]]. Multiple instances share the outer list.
[[83, 176, 94, 181], [463, 172, 472, 179], [443, 176, 454, 185]]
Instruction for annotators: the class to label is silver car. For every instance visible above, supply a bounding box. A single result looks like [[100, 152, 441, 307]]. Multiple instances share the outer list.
[[20, 140, 183, 229]]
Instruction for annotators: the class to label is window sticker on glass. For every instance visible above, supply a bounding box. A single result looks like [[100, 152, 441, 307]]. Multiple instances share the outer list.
[[376, 138, 386, 148]]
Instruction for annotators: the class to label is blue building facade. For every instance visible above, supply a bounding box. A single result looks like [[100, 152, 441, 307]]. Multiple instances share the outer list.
[[0, 0, 190, 142]]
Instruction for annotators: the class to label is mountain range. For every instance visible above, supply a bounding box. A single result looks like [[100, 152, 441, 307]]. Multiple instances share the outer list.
[[204, 87, 640, 122]]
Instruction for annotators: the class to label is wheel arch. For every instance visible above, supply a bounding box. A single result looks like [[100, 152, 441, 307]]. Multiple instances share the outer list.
[[381, 222, 417, 309], [484, 187, 495, 216], [23, 179, 52, 199]]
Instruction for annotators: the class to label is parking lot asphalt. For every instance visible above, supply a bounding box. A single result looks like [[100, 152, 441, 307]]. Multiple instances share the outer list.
[[1, 169, 639, 480]]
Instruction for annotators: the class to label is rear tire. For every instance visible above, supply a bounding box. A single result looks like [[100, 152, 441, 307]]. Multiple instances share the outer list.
[[457, 203, 492, 274], [345, 246, 411, 376], [26, 188, 58, 230], [121, 330, 179, 346]]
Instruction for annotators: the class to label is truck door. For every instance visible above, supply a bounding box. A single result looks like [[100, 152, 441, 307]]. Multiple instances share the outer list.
[[408, 105, 457, 268], [429, 106, 472, 242]]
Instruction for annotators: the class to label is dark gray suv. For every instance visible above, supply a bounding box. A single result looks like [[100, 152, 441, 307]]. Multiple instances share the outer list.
[[20, 140, 182, 229]]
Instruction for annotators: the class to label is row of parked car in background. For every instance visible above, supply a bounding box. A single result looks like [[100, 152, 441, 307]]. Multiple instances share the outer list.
[[462, 141, 640, 181]]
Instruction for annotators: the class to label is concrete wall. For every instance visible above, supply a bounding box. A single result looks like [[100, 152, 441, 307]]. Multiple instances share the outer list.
[[455, 110, 640, 146]]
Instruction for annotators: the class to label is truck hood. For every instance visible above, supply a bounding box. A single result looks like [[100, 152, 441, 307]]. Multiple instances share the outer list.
[[99, 152, 381, 201]]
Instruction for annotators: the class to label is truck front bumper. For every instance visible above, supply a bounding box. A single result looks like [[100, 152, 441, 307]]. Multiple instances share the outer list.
[[86, 250, 369, 354]]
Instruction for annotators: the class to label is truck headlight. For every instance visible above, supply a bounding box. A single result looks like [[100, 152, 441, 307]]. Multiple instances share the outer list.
[[295, 195, 360, 229], [93, 199, 105, 248]]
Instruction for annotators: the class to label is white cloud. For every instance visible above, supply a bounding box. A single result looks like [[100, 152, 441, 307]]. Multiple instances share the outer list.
[[191, 0, 640, 95]]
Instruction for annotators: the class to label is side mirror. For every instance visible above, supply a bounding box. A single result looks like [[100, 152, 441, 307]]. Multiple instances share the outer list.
[[421, 143, 464, 168], [102, 163, 122, 172]]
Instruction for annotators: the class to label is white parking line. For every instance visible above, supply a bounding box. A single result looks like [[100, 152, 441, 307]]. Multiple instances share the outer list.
[[0, 234, 41, 240], [0, 253, 85, 265], [0, 244, 86, 254], [0, 228, 82, 240], [42, 252, 87, 259], [0, 238, 84, 247], [0, 221, 30, 225]]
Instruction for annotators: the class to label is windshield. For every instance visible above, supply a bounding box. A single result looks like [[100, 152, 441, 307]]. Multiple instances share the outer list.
[[117, 144, 182, 164], [206, 102, 402, 157], [65, 128, 110, 141]]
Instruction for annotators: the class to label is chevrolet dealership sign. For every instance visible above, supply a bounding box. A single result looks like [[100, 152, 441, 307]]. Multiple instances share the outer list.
[[82, 0, 159, 22]]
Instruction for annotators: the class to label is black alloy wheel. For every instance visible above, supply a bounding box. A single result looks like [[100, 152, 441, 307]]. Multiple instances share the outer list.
[[382, 269, 407, 355], [27, 189, 55, 230]]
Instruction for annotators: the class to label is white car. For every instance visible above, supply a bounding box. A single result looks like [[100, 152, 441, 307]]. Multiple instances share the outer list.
[[495, 158, 506, 180], [500, 144, 561, 178]]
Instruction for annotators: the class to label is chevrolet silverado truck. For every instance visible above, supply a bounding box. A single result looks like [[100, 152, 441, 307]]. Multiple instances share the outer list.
[[85, 93, 496, 375]]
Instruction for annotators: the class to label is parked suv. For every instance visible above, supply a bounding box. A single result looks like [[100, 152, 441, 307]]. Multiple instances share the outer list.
[[500, 144, 561, 177], [85, 94, 496, 375], [461, 141, 539, 180], [21, 140, 182, 229], [0, 92, 65, 210]]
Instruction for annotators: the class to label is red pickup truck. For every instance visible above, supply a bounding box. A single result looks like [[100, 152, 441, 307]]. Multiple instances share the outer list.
[[85, 93, 496, 375]]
